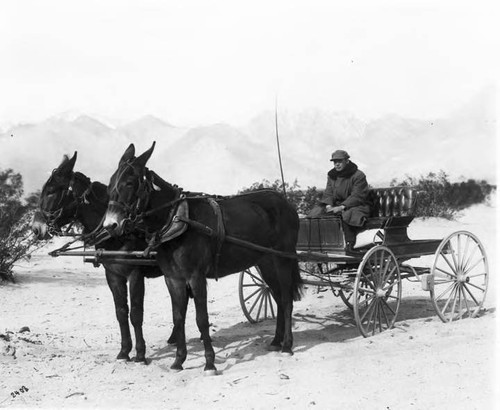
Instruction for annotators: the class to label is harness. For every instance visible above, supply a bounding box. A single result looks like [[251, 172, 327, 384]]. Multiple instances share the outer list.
[[113, 167, 229, 278]]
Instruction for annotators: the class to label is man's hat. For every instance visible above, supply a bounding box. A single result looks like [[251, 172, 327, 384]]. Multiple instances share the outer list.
[[330, 150, 350, 161]]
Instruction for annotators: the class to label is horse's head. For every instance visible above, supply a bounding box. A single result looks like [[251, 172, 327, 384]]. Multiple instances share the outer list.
[[103, 142, 156, 237], [32, 152, 84, 239]]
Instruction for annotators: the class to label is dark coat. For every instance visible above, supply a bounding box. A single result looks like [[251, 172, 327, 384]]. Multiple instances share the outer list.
[[320, 161, 371, 227]]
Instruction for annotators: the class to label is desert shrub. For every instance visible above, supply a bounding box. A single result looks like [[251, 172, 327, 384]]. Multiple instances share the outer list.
[[239, 179, 322, 215], [0, 169, 39, 283], [390, 171, 496, 219], [241, 171, 495, 221]]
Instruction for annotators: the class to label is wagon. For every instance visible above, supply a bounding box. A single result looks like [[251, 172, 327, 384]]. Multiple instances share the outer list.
[[238, 187, 489, 337], [53, 186, 489, 338]]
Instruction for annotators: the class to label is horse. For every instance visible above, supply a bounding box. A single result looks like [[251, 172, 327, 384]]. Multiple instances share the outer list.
[[32, 152, 170, 364], [102, 142, 303, 374]]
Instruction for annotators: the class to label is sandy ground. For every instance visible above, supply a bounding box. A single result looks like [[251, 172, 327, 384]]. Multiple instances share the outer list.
[[1, 200, 497, 409]]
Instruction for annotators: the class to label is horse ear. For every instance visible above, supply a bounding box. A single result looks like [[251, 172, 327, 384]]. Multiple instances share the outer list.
[[134, 141, 156, 168], [58, 151, 77, 175], [119, 143, 135, 165]]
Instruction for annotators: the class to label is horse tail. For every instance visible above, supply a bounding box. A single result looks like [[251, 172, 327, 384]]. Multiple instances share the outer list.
[[291, 260, 304, 302]]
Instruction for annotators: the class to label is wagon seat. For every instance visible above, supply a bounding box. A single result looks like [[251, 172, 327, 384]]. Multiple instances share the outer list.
[[364, 186, 417, 245], [297, 187, 417, 252]]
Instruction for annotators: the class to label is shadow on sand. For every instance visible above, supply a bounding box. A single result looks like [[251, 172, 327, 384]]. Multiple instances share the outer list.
[[147, 295, 455, 372]]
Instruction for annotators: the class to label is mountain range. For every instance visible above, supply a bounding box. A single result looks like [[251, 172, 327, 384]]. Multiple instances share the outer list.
[[0, 87, 496, 197]]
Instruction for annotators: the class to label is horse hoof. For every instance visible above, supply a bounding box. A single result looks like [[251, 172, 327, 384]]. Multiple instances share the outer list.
[[170, 364, 183, 372], [281, 349, 294, 357], [267, 344, 281, 352], [116, 354, 131, 361], [204, 369, 219, 376], [134, 357, 149, 365]]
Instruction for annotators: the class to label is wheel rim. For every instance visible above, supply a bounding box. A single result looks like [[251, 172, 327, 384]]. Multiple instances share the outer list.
[[339, 288, 354, 310], [430, 231, 489, 322], [238, 266, 276, 324], [353, 246, 402, 337]]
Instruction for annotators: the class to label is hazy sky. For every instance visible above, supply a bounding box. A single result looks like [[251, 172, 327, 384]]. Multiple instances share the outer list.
[[0, 0, 497, 128]]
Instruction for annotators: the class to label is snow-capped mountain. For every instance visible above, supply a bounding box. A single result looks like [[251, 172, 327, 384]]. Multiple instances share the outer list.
[[0, 87, 495, 197]]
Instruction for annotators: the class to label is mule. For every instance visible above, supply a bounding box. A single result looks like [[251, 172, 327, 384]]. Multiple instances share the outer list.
[[103, 142, 303, 374], [32, 152, 168, 363]]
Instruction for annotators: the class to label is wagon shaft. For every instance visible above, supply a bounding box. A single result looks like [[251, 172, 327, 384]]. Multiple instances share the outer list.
[[53, 249, 158, 266]]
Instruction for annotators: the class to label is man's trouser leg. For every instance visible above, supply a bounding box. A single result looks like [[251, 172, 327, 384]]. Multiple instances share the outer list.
[[342, 221, 358, 249]]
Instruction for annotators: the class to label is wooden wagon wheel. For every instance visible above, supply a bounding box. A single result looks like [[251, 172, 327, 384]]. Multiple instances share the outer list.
[[429, 231, 489, 322], [238, 266, 276, 324], [353, 245, 402, 337]]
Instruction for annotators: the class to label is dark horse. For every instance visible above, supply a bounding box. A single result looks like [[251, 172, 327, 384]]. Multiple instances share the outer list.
[[103, 142, 303, 374], [32, 152, 168, 363]]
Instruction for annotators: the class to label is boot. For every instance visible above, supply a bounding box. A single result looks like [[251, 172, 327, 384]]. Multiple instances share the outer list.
[[345, 241, 363, 255]]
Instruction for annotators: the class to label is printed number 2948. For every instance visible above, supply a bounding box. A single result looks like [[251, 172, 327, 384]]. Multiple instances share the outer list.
[[11, 386, 29, 398]]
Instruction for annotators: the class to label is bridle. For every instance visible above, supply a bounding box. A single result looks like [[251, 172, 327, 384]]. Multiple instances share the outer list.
[[107, 162, 183, 229], [39, 170, 92, 234], [107, 161, 154, 222]]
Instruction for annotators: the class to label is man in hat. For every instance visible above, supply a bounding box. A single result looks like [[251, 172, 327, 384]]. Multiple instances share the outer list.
[[309, 149, 371, 252]]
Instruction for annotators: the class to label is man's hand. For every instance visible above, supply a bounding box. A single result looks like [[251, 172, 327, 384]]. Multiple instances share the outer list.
[[326, 205, 345, 214]]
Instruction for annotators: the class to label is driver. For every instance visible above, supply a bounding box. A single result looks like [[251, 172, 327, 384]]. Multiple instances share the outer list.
[[309, 149, 371, 252]]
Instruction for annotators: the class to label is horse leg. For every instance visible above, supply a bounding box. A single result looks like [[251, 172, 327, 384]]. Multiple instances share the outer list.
[[129, 271, 146, 363], [164, 276, 189, 371], [105, 270, 132, 361], [190, 276, 217, 374], [257, 260, 285, 351], [274, 258, 298, 355]]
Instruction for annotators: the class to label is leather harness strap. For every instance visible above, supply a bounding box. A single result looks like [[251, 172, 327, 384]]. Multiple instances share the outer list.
[[207, 198, 225, 280]]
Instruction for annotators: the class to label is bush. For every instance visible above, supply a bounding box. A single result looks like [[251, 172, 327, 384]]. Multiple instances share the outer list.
[[241, 171, 496, 220], [390, 170, 496, 219], [0, 169, 39, 283], [239, 179, 322, 215]]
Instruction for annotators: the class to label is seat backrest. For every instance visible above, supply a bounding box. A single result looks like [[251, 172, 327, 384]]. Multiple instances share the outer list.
[[368, 187, 417, 217]]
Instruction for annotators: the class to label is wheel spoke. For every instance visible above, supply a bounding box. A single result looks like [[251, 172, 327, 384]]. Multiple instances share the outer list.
[[244, 287, 264, 303], [448, 284, 460, 322], [380, 301, 391, 327], [377, 301, 384, 333], [435, 281, 456, 302], [382, 280, 397, 292], [462, 283, 481, 306], [460, 286, 472, 318], [360, 297, 377, 322], [434, 265, 457, 279], [256, 290, 267, 322], [441, 251, 458, 276], [358, 286, 376, 295], [368, 300, 378, 335], [466, 282, 486, 293], [449, 239, 460, 273], [466, 271, 487, 279], [460, 235, 471, 271], [248, 291, 264, 317], [463, 256, 486, 276], [380, 297, 397, 315], [462, 245, 479, 273], [434, 278, 455, 285], [246, 271, 265, 284], [458, 284, 463, 320], [439, 283, 458, 315]]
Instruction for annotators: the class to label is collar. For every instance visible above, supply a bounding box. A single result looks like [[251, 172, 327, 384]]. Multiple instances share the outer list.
[[327, 161, 358, 180]]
